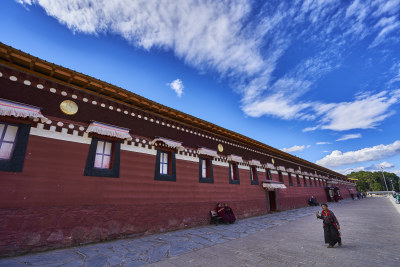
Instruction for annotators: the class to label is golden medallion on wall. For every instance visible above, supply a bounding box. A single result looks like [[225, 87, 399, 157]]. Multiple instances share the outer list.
[[218, 144, 224, 152], [60, 100, 78, 115], [271, 158, 275, 164]]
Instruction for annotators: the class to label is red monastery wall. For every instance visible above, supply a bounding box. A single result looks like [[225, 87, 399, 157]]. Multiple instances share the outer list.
[[0, 49, 356, 256], [0, 135, 269, 256]]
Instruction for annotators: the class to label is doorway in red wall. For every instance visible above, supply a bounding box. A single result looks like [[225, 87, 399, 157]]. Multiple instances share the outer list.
[[268, 191, 277, 211]]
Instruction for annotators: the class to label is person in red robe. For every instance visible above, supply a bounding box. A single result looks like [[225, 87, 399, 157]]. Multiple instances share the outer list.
[[224, 203, 236, 224], [316, 203, 342, 248], [216, 203, 229, 223], [333, 194, 339, 202]]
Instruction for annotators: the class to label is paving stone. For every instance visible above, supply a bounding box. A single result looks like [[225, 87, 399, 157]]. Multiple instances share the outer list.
[[219, 231, 241, 239], [107, 256, 125, 266], [14, 250, 80, 266], [85, 254, 108, 267], [146, 197, 400, 266], [74, 247, 99, 258], [3, 198, 398, 267], [125, 240, 158, 253], [0, 259, 28, 267], [147, 244, 170, 263], [187, 235, 214, 246], [125, 260, 148, 267], [59, 259, 85, 267], [168, 245, 192, 257]]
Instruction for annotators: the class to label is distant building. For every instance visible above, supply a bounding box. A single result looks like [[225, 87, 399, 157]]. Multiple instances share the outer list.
[[0, 42, 356, 256]]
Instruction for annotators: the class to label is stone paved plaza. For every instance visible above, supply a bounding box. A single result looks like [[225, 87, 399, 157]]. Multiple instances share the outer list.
[[1, 197, 399, 267]]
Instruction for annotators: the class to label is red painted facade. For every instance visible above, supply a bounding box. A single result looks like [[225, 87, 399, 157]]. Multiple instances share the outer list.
[[0, 44, 356, 256]]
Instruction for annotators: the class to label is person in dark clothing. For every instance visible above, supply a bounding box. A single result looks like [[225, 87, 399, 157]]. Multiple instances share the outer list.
[[224, 203, 236, 223], [216, 203, 229, 223], [316, 203, 342, 248], [308, 196, 319, 206], [333, 194, 339, 202]]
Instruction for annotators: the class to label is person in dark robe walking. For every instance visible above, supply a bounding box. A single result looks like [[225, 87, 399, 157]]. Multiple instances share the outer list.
[[224, 203, 236, 223], [316, 203, 342, 248]]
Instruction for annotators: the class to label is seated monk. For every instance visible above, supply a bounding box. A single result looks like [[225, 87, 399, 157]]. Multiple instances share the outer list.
[[224, 203, 236, 224], [216, 203, 229, 223], [308, 196, 318, 206]]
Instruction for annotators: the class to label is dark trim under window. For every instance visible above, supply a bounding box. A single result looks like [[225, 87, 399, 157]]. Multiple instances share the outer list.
[[288, 173, 293, 186], [0, 122, 30, 172], [154, 149, 176, 182], [84, 136, 120, 178], [250, 166, 259, 185], [229, 162, 240, 184], [199, 157, 214, 183]]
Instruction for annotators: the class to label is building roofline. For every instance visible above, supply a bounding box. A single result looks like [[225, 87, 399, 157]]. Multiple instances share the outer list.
[[0, 42, 350, 180]]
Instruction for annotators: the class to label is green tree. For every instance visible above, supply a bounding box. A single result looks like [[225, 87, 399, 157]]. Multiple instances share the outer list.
[[384, 172, 399, 192], [372, 181, 384, 191], [349, 170, 399, 192]]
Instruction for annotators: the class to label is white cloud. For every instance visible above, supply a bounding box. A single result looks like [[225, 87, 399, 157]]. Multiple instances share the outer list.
[[281, 144, 310, 153], [18, 0, 400, 128], [372, 0, 400, 17], [380, 161, 395, 168], [335, 166, 366, 175], [167, 79, 184, 97], [19, 0, 263, 78], [303, 126, 320, 132], [391, 169, 400, 176], [316, 140, 400, 167], [242, 92, 312, 120], [336, 133, 362, 141], [370, 20, 400, 47], [336, 166, 400, 176], [335, 161, 396, 175], [388, 62, 400, 85], [316, 142, 331, 145], [305, 90, 400, 131], [365, 161, 395, 170]]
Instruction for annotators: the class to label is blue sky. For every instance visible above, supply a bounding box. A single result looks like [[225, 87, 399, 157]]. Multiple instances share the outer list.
[[1, 0, 400, 176]]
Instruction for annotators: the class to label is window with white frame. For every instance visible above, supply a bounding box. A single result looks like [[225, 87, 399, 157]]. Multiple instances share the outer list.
[[94, 140, 113, 169], [84, 136, 121, 178], [250, 166, 258, 185], [231, 163, 236, 179], [160, 151, 170, 175], [201, 158, 208, 178], [0, 122, 30, 172], [229, 162, 240, 184], [199, 157, 214, 183], [0, 123, 18, 160], [154, 149, 176, 181]]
